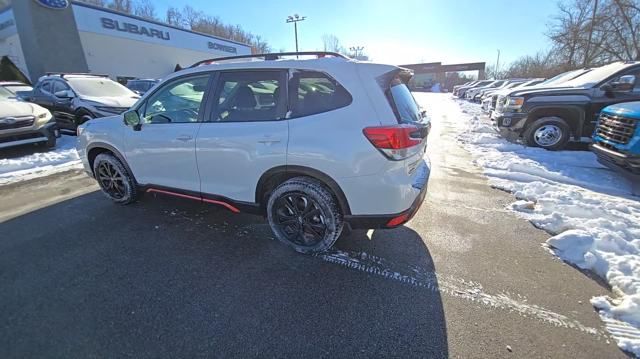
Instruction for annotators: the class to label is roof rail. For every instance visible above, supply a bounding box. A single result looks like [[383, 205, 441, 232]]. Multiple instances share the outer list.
[[45, 72, 110, 78], [190, 51, 349, 68]]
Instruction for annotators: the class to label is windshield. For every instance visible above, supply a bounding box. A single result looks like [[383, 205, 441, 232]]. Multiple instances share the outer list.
[[562, 63, 629, 87], [0, 86, 13, 100], [67, 77, 136, 97]]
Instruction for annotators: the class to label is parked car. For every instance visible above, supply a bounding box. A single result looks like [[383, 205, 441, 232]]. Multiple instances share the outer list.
[[481, 79, 545, 112], [491, 61, 640, 150], [474, 79, 527, 103], [455, 80, 493, 98], [0, 81, 33, 100], [126, 78, 159, 95], [24, 73, 139, 132], [0, 85, 59, 150], [591, 101, 640, 195], [76, 52, 431, 254], [465, 80, 507, 101], [452, 81, 476, 95]]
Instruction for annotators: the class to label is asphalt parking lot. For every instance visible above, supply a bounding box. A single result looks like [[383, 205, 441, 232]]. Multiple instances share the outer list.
[[0, 113, 628, 358]]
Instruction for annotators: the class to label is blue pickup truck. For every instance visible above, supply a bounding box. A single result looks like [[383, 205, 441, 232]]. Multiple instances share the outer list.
[[591, 101, 640, 195]]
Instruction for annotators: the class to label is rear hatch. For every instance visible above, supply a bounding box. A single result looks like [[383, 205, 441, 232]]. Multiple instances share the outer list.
[[363, 68, 430, 184]]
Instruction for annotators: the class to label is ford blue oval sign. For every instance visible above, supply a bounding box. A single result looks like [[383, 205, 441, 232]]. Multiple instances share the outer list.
[[34, 0, 70, 10]]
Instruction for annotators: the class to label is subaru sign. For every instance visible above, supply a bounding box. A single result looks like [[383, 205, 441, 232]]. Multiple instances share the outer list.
[[33, 0, 70, 10]]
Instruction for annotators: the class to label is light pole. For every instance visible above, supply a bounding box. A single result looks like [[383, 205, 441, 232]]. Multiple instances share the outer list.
[[286, 14, 306, 56], [495, 49, 501, 79], [349, 46, 364, 58]]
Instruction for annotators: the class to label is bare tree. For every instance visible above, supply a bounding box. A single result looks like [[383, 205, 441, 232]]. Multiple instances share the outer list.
[[133, 0, 156, 20], [322, 34, 345, 54], [165, 7, 184, 28], [107, 0, 133, 14], [182, 5, 203, 30]]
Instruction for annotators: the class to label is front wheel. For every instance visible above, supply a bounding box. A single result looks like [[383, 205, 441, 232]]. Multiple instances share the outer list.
[[523, 117, 570, 150], [93, 153, 138, 205], [267, 177, 343, 254]]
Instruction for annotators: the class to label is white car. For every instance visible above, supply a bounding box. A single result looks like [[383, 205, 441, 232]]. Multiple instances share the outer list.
[[0, 86, 58, 150], [76, 52, 431, 254]]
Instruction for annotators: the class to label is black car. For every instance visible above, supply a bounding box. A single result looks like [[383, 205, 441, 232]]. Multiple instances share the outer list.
[[491, 61, 640, 150], [24, 73, 139, 132], [126, 79, 159, 95]]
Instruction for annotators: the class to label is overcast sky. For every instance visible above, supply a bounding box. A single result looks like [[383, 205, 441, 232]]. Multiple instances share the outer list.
[[153, 0, 559, 67]]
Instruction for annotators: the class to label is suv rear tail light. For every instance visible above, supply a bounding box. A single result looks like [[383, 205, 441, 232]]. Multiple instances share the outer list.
[[363, 124, 424, 160]]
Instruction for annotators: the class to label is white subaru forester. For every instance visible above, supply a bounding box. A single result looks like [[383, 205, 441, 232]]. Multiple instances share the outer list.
[[77, 52, 431, 253]]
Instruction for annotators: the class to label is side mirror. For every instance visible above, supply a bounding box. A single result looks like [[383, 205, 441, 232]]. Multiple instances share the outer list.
[[54, 90, 74, 99], [606, 75, 636, 93], [123, 110, 142, 131]]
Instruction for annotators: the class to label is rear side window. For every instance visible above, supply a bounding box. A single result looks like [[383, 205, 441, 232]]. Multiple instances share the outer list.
[[209, 70, 286, 122], [289, 71, 352, 118], [389, 79, 421, 123]]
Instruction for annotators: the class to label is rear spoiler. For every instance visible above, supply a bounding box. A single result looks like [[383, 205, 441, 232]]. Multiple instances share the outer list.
[[376, 67, 414, 89]]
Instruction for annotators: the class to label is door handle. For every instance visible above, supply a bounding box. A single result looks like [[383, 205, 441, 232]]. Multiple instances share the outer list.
[[176, 135, 193, 141]]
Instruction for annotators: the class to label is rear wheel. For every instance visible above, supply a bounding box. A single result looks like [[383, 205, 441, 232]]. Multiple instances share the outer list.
[[267, 177, 343, 254], [523, 117, 570, 150], [93, 153, 138, 205]]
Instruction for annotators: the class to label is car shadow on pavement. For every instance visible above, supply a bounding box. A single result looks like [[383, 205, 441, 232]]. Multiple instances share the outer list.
[[0, 192, 448, 358]]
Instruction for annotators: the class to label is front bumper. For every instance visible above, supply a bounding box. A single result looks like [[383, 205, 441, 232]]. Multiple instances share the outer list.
[[591, 143, 640, 180], [344, 159, 430, 230], [0, 122, 59, 149], [491, 111, 528, 138]]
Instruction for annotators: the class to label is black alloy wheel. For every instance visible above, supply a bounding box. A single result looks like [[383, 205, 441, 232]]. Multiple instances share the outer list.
[[274, 192, 327, 247]]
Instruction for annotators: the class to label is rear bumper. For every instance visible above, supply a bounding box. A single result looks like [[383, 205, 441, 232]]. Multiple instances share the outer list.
[[344, 159, 430, 229]]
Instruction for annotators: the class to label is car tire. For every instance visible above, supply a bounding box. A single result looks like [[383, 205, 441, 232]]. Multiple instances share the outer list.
[[523, 117, 571, 150], [76, 111, 94, 127], [267, 176, 343, 254], [93, 153, 138, 205]]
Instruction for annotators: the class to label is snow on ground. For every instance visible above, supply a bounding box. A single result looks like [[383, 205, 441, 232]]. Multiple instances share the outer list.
[[414, 92, 640, 356], [0, 135, 82, 186]]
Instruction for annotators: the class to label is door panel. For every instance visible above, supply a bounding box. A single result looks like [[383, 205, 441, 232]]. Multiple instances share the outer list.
[[196, 70, 288, 202], [125, 123, 202, 191], [197, 121, 288, 202], [123, 74, 212, 192]]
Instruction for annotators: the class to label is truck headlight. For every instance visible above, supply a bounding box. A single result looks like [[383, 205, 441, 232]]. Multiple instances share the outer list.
[[505, 96, 524, 110]]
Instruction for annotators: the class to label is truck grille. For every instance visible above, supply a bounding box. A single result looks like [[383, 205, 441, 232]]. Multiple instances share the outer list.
[[595, 113, 637, 145], [0, 116, 35, 130]]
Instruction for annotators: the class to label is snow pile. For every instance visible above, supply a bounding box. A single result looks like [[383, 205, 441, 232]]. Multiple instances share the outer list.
[[0, 135, 82, 185], [415, 93, 640, 355]]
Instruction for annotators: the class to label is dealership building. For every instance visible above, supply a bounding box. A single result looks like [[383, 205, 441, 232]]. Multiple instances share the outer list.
[[0, 0, 252, 83]]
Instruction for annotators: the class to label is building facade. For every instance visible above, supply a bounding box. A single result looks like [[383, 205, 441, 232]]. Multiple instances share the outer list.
[[0, 0, 252, 83]]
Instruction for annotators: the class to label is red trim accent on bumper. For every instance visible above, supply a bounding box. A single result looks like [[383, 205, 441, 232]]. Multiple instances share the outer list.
[[146, 188, 240, 213]]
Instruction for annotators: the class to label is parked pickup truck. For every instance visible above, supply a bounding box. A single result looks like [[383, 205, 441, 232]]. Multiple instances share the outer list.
[[591, 101, 640, 195], [492, 61, 640, 150]]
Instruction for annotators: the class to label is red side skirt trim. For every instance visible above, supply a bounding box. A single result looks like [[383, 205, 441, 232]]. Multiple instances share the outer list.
[[146, 188, 240, 213]]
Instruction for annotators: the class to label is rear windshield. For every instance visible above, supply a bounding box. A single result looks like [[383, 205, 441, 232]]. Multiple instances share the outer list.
[[389, 81, 421, 123]]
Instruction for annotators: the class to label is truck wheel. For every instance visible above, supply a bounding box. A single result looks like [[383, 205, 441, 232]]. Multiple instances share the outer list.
[[523, 117, 570, 150], [93, 153, 138, 205], [267, 177, 343, 254]]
